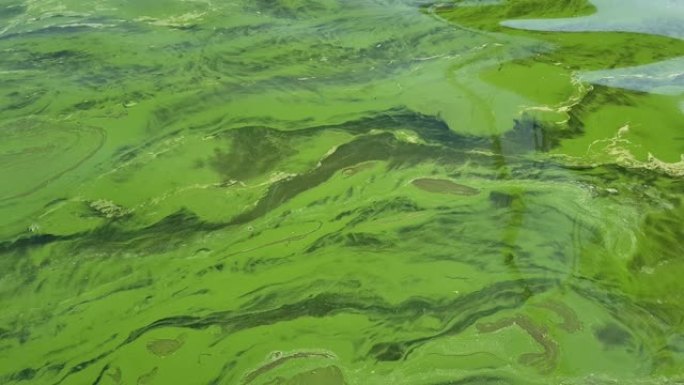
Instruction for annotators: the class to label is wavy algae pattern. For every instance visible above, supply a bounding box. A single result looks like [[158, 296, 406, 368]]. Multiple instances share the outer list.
[[0, 0, 683, 385], [0, 118, 105, 201]]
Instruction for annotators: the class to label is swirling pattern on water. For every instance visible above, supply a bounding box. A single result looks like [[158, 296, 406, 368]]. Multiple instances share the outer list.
[[0, 0, 683, 384]]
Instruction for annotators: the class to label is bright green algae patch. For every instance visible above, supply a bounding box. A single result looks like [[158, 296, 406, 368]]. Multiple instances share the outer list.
[[1, 0, 684, 385]]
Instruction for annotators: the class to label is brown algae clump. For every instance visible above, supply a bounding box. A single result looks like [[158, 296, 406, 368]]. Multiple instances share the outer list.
[[412, 178, 480, 196], [146, 334, 185, 357], [535, 300, 583, 333]]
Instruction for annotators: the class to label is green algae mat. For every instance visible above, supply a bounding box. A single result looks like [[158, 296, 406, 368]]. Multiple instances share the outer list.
[[1, 0, 684, 384]]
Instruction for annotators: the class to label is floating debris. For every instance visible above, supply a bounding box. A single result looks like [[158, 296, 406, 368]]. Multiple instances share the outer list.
[[412, 178, 480, 196], [89, 199, 131, 219], [146, 334, 185, 357]]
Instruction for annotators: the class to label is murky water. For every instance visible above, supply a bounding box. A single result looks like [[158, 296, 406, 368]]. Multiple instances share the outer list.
[[1, 0, 683, 384]]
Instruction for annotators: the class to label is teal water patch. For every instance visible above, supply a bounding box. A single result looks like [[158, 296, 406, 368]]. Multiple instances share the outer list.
[[499, 0, 684, 96], [502, 0, 684, 39], [579, 57, 684, 95]]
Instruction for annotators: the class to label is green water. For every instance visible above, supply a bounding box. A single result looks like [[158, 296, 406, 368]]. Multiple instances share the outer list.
[[1, 0, 683, 384]]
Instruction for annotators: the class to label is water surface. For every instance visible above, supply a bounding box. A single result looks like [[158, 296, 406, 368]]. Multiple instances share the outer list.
[[1, 0, 683, 384]]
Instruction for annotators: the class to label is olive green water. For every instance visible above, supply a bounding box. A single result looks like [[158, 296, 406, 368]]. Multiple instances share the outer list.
[[1, 0, 684, 384]]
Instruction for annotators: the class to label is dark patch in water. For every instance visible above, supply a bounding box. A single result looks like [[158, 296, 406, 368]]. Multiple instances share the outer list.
[[90, 364, 110, 385], [78, 209, 224, 254], [11, 367, 37, 381], [0, 233, 75, 254], [0, 25, 100, 42], [594, 322, 632, 347], [503, 114, 577, 152], [210, 126, 297, 180], [74, 100, 98, 110], [306, 232, 392, 253], [343, 197, 422, 227], [369, 342, 405, 362], [489, 191, 516, 208], [0, 3, 26, 20]]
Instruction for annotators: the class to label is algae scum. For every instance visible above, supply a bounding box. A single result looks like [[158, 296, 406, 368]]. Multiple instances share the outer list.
[[1, 0, 684, 384]]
